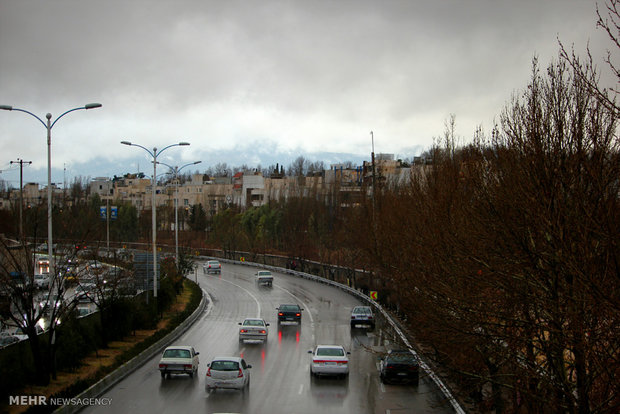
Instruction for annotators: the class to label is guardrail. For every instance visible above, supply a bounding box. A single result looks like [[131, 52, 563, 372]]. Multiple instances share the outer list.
[[54, 285, 211, 414], [205, 256, 467, 414]]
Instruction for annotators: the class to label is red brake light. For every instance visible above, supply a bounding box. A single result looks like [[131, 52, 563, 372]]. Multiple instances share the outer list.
[[159, 364, 167, 369], [240, 329, 248, 333], [278, 312, 283, 316], [184, 364, 192, 369], [206, 368, 211, 377], [296, 313, 300, 316], [259, 330, 266, 334], [237, 369, 244, 378]]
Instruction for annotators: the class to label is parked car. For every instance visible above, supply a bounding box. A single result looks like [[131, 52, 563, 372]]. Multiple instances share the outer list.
[[238, 318, 269, 343], [350, 305, 375, 329], [379, 349, 420, 384], [39, 294, 63, 314], [255, 270, 273, 286], [205, 356, 251, 392], [308, 345, 350, 378], [2, 325, 43, 341], [203, 260, 221, 274], [277, 304, 303, 324], [34, 274, 50, 290], [0, 335, 20, 348], [158, 345, 200, 378]]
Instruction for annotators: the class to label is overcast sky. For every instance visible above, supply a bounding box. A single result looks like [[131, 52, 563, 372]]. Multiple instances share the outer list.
[[0, 0, 610, 187]]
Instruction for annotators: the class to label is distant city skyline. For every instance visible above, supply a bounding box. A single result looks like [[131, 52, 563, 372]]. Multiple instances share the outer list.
[[1, 144, 419, 189]]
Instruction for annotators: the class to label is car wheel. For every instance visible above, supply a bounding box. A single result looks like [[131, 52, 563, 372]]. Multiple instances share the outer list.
[[206, 386, 212, 393], [161, 371, 165, 379], [189, 372, 193, 378]]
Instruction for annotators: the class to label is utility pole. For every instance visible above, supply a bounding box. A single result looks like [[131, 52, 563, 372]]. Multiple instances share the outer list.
[[10, 158, 32, 242]]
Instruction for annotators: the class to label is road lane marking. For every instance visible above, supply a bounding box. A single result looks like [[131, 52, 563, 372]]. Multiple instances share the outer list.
[[211, 275, 262, 318], [298, 384, 304, 394]]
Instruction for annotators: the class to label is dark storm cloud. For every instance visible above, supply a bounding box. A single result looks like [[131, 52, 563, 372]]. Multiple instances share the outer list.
[[0, 0, 607, 185]]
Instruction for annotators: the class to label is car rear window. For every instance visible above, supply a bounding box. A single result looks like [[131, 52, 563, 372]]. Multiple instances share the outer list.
[[243, 319, 264, 326], [387, 353, 417, 363], [163, 349, 191, 358], [280, 305, 299, 311], [317, 347, 345, 357], [211, 360, 240, 371]]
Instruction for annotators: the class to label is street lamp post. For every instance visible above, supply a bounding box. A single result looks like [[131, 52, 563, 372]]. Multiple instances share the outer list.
[[1, 103, 102, 278], [121, 141, 190, 299], [157, 160, 201, 267]]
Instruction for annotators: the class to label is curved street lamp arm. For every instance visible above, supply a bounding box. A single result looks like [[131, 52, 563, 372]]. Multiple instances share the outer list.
[[50, 103, 102, 129], [159, 142, 190, 156], [121, 141, 154, 158], [0, 107, 47, 128]]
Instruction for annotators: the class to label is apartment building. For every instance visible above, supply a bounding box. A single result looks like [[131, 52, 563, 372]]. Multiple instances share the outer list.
[[4, 157, 420, 215]]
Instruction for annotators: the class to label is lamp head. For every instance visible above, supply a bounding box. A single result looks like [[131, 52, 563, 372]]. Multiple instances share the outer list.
[[85, 103, 102, 110], [0, 105, 13, 111], [121, 141, 132, 146], [179, 142, 190, 146]]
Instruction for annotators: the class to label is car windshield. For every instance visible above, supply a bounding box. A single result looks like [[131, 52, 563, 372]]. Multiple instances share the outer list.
[[317, 347, 345, 357], [211, 360, 239, 371], [163, 349, 191, 358], [208, 261, 219, 265], [387, 353, 417, 363], [243, 319, 264, 326]]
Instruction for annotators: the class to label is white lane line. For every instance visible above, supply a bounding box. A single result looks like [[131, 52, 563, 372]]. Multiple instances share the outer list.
[[298, 384, 304, 394], [213, 275, 262, 318]]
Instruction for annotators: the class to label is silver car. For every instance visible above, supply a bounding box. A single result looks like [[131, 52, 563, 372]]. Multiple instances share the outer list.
[[350, 305, 375, 329], [238, 318, 269, 343], [205, 356, 251, 392], [309, 345, 350, 378]]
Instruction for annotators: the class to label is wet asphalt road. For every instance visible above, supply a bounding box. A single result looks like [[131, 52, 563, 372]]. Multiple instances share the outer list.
[[82, 262, 455, 414]]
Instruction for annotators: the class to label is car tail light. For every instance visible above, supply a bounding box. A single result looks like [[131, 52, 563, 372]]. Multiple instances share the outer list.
[[296, 313, 301, 317], [368, 316, 373, 319], [278, 312, 283, 316], [237, 369, 244, 378], [259, 330, 266, 334], [206, 368, 211, 377], [159, 364, 167, 369], [184, 364, 192, 369], [337, 361, 348, 365], [240, 329, 248, 333]]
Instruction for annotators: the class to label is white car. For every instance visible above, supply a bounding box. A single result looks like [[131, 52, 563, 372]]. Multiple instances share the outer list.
[[34, 273, 50, 290], [309, 345, 350, 378], [158, 345, 200, 378], [205, 356, 251, 392], [238, 318, 269, 343], [203, 260, 222, 274], [255, 270, 273, 286]]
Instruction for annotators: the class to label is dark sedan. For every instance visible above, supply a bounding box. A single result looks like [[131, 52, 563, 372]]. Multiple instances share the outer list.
[[379, 349, 420, 384]]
